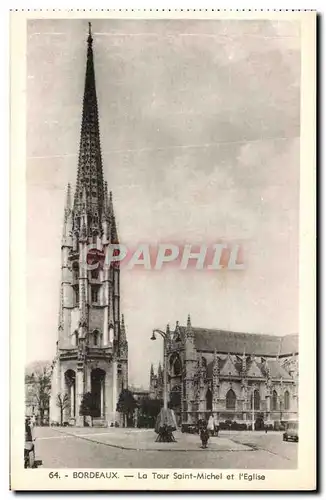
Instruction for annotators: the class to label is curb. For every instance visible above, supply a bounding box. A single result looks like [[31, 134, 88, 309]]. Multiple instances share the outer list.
[[52, 428, 252, 453]]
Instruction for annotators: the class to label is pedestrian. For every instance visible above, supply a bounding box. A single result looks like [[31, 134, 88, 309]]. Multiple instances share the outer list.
[[214, 415, 220, 437], [30, 414, 36, 429], [198, 419, 210, 449], [207, 414, 215, 437]]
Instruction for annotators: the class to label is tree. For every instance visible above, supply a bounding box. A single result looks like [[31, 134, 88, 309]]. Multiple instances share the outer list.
[[56, 393, 70, 426], [25, 361, 52, 423], [139, 397, 163, 418], [116, 389, 137, 427], [80, 392, 98, 426]]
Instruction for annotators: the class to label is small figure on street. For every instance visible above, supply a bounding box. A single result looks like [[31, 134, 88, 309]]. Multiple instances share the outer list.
[[30, 414, 36, 429], [198, 419, 210, 449], [207, 414, 215, 437], [214, 415, 220, 437]]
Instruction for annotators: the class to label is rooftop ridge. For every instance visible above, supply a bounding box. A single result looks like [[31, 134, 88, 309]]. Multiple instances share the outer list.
[[179, 325, 298, 339]]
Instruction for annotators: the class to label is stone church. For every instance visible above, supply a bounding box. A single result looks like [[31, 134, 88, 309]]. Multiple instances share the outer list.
[[49, 25, 128, 427], [150, 316, 298, 426]]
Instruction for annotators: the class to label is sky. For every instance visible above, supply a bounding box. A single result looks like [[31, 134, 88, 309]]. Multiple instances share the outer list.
[[26, 19, 301, 388]]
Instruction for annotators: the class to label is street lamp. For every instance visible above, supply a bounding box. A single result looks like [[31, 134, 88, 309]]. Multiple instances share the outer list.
[[250, 388, 255, 431], [151, 328, 168, 410]]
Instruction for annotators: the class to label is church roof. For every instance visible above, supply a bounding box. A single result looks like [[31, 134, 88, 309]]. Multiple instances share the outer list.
[[206, 357, 293, 380], [180, 327, 298, 356], [258, 359, 293, 380]]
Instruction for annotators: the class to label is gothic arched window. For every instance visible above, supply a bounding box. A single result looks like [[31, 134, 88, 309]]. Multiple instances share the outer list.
[[91, 268, 99, 280], [72, 330, 78, 346], [93, 330, 99, 347], [91, 287, 99, 304], [272, 390, 278, 411], [109, 324, 114, 343], [251, 389, 260, 410], [284, 390, 290, 410], [72, 262, 79, 282], [75, 287, 79, 307], [226, 389, 236, 409], [169, 354, 182, 377], [206, 389, 212, 411], [174, 357, 182, 376]]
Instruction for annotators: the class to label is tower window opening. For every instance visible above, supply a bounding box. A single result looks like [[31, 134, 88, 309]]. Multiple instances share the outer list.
[[91, 268, 99, 279], [91, 287, 99, 304], [93, 330, 99, 346], [75, 288, 80, 307], [108, 325, 114, 343], [72, 262, 79, 281]]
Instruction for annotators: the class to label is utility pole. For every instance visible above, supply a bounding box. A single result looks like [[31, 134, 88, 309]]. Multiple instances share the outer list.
[[151, 329, 169, 410], [251, 389, 255, 431]]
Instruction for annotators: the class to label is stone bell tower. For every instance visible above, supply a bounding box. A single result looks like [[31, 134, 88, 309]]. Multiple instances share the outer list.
[[49, 23, 128, 427]]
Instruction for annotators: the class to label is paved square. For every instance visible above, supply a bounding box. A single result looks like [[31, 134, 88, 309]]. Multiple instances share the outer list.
[[33, 427, 298, 469]]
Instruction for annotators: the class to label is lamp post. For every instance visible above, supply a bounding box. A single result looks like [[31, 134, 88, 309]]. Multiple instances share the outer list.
[[151, 329, 168, 410], [251, 388, 255, 431]]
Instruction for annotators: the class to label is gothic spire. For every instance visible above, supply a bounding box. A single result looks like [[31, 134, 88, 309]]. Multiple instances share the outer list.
[[185, 313, 194, 339], [58, 284, 64, 331], [118, 313, 128, 359], [242, 348, 247, 374], [174, 320, 181, 341], [213, 348, 220, 377], [103, 182, 109, 219], [62, 183, 73, 245], [108, 191, 119, 243], [64, 183, 72, 221], [74, 23, 104, 230]]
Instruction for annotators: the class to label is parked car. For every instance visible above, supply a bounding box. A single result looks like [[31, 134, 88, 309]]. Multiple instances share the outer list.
[[283, 421, 299, 442], [181, 423, 198, 434]]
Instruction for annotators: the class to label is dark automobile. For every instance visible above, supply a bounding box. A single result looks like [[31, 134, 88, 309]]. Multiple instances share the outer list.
[[283, 421, 298, 442]]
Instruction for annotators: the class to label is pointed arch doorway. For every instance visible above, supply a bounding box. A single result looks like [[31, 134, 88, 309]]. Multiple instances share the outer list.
[[91, 368, 106, 418]]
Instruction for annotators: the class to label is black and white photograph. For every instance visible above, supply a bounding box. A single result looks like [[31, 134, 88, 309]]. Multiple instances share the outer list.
[[10, 10, 316, 491]]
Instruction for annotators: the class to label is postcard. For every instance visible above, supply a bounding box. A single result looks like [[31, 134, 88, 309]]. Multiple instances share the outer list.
[[10, 9, 316, 491]]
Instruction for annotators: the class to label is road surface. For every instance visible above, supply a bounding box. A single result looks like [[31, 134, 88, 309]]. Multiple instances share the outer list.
[[33, 427, 297, 469]]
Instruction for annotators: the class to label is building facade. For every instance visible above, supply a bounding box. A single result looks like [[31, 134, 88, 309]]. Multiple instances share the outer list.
[[150, 316, 298, 426], [49, 26, 128, 427], [149, 363, 164, 400]]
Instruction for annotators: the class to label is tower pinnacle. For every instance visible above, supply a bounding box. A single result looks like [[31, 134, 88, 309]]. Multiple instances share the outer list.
[[73, 24, 104, 235]]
